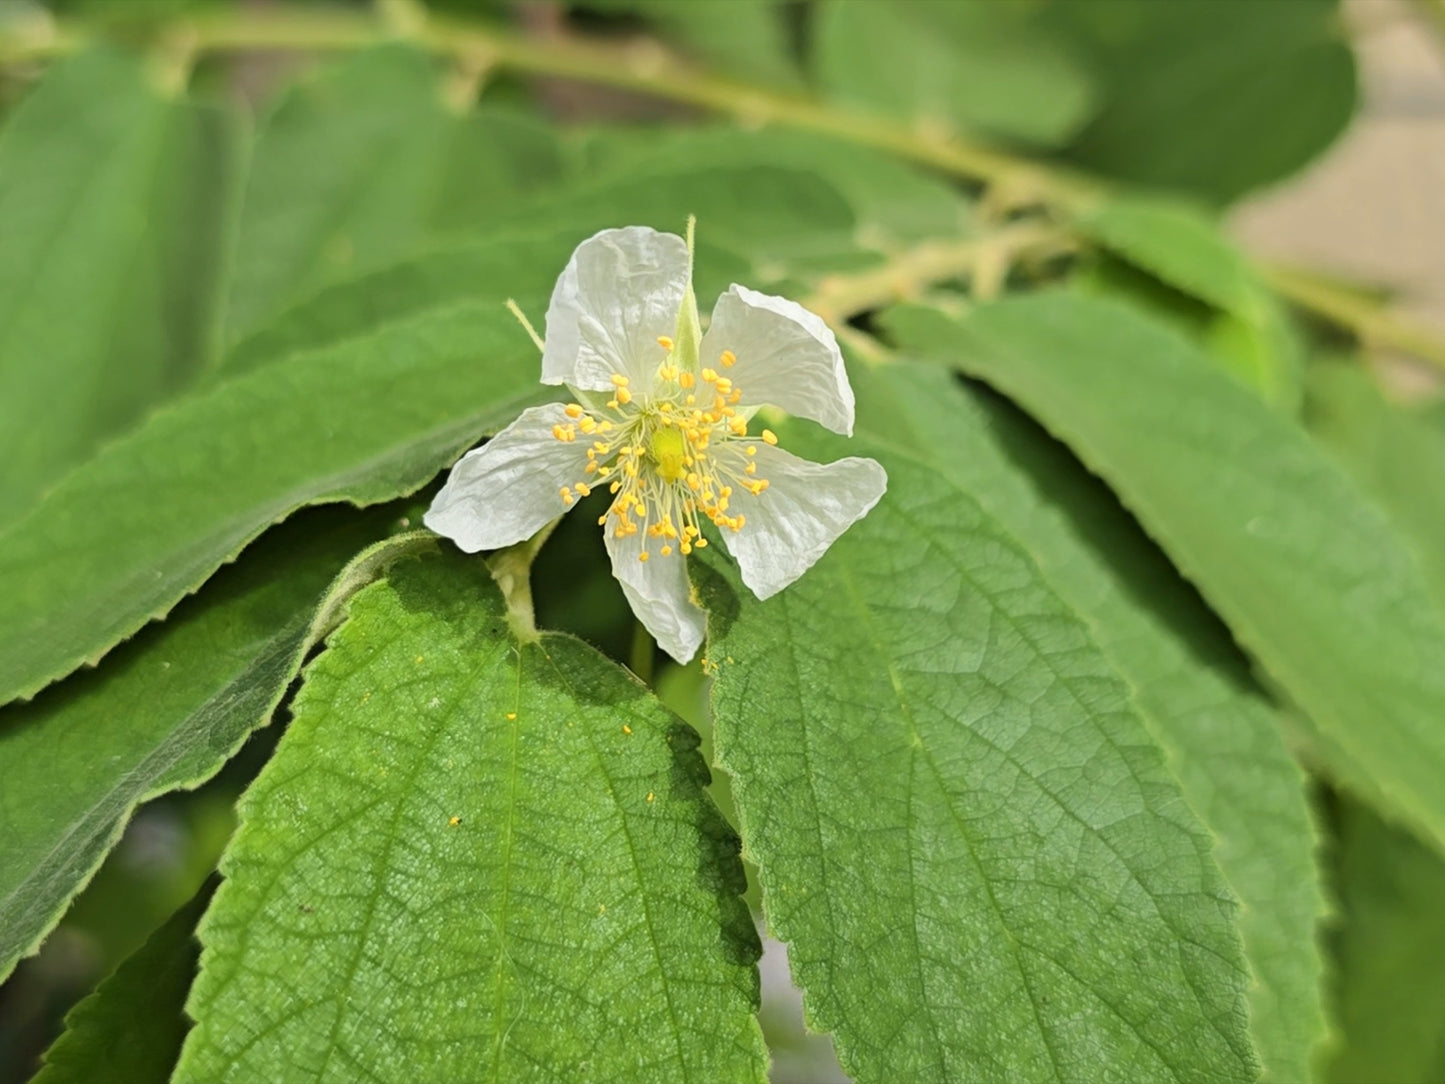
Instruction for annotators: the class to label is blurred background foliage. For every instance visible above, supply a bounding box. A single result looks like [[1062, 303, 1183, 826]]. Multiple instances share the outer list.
[[0, 0, 1442, 1081]]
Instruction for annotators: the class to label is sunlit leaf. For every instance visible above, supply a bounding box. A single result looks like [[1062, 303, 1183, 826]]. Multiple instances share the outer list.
[[853, 358, 1325, 1081], [176, 552, 767, 1083], [885, 296, 1445, 855], [702, 437, 1257, 1084]]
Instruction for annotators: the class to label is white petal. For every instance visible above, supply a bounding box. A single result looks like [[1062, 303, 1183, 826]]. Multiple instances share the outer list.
[[605, 528, 706, 664], [723, 445, 887, 599], [541, 227, 690, 393], [699, 284, 855, 435], [424, 404, 589, 553]]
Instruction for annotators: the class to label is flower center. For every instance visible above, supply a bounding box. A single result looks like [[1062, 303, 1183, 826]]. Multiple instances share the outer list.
[[551, 342, 779, 561]]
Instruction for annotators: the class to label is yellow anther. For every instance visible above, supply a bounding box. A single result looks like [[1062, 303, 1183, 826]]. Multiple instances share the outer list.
[[560, 487, 575, 505], [720, 349, 736, 367], [746, 445, 757, 456], [701, 368, 718, 383], [745, 461, 757, 475], [616, 387, 633, 405], [762, 429, 778, 445], [611, 373, 630, 387], [661, 545, 673, 556], [638, 551, 649, 562], [685, 394, 696, 406], [575, 482, 592, 497], [657, 335, 674, 350], [607, 399, 619, 410], [565, 403, 584, 418], [680, 541, 693, 555], [695, 537, 708, 548], [678, 371, 696, 389]]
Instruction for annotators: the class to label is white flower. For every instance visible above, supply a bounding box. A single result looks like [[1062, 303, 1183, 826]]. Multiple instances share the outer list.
[[425, 225, 887, 663]]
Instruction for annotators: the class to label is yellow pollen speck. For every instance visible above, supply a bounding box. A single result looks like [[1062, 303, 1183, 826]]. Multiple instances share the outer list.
[[746, 445, 757, 456], [646, 792, 655, 803], [657, 335, 674, 350], [506, 712, 517, 720], [762, 429, 778, 445], [720, 349, 736, 367], [622, 724, 632, 735], [448, 816, 462, 827]]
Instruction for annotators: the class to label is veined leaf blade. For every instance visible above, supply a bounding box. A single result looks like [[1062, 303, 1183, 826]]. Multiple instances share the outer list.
[[175, 553, 767, 1083], [885, 296, 1445, 855], [854, 358, 1325, 1082], [703, 438, 1257, 1083]]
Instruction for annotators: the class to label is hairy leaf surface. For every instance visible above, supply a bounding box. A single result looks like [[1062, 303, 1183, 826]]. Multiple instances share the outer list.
[[854, 359, 1325, 1081], [176, 553, 766, 1083], [0, 512, 414, 982], [887, 297, 1445, 854], [0, 295, 558, 707], [703, 438, 1256, 1084]]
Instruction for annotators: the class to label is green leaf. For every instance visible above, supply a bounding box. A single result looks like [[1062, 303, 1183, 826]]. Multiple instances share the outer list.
[[702, 437, 1257, 1084], [885, 296, 1445, 855], [34, 882, 215, 1084], [482, 162, 859, 270], [813, 0, 1097, 147], [578, 126, 974, 245], [1305, 360, 1445, 607], [0, 145, 880, 706], [175, 552, 766, 1083], [1077, 196, 1302, 410], [1054, 0, 1357, 203], [853, 359, 1325, 1082], [1324, 799, 1445, 1084], [223, 45, 563, 341], [225, 156, 868, 376], [0, 510, 418, 983], [1078, 198, 1258, 317], [584, 0, 800, 86], [0, 48, 240, 527], [0, 293, 546, 707]]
